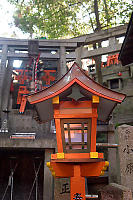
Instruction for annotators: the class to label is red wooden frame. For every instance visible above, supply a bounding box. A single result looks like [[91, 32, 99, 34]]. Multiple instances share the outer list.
[[54, 101, 98, 153]]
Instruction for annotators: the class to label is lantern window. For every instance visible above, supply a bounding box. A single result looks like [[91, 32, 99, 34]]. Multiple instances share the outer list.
[[61, 119, 91, 153]]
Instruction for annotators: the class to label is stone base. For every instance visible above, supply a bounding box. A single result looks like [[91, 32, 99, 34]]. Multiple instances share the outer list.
[[54, 178, 70, 200], [98, 183, 132, 200]]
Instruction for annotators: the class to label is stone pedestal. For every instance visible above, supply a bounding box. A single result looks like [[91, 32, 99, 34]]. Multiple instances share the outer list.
[[54, 178, 70, 200], [117, 125, 133, 191], [108, 131, 117, 183], [98, 183, 132, 200]]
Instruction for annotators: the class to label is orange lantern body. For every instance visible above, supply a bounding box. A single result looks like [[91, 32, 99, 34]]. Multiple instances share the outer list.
[[28, 63, 125, 200]]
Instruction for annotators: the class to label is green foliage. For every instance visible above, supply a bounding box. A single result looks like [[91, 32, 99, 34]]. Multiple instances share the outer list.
[[8, 0, 133, 38]]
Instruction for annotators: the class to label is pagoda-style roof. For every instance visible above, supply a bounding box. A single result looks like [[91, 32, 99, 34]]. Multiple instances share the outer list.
[[119, 12, 133, 66], [28, 62, 125, 122]]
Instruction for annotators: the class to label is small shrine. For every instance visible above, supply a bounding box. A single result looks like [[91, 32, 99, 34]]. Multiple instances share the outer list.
[[28, 62, 125, 200]]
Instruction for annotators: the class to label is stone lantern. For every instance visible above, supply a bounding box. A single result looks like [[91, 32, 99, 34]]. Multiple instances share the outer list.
[[28, 63, 125, 200]]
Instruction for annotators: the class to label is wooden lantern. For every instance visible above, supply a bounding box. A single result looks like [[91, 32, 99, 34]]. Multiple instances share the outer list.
[[28, 62, 125, 200]]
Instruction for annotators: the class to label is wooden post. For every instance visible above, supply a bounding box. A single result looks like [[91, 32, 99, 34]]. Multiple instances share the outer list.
[[0, 44, 8, 113], [54, 119, 64, 153], [59, 46, 67, 78], [1, 58, 14, 111], [43, 149, 54, 200], [91, 117, 97, 152], [109, 37, 117, 54], [75, 46, 82, 68], [0, 44, 8, 71], [70, 165, 85, 200], [0, 47, 13, 131]]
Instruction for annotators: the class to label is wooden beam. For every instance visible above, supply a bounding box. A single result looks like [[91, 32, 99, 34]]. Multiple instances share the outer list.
[[59, 46, 67, 78], [0, 42, 122, 60], [0, 51, 76, 60], [0, 25, 127, 62], [0, 25, 127, 48], [81, 43, 122, 58], [0, 37, 78, 48], [75, 25, 127, 44], [7, 52, 60, 59], [67, 42, 122, 60]]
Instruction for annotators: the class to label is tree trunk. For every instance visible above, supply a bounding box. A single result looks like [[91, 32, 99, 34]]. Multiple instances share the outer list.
[[93, 0, 103, 84], [94, 0, 101, 31], [103, 0, 110, 27]]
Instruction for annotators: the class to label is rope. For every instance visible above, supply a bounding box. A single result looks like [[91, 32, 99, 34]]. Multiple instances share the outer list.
[[27, 160, 42, 200], [35, 54, 40, 93], [1, 163, 18, 200]]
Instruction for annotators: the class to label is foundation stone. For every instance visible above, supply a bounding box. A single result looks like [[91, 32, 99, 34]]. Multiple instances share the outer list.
[[54, 178, 70, 200], [98, 183, 132, 200]]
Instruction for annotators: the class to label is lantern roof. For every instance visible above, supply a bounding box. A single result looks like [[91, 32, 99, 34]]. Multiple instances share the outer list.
[[119, 12, 133, 66], [28, 62, 125, 122]]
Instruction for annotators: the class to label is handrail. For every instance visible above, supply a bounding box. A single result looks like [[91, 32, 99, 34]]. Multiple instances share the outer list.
[[96, 143, 119, 148]]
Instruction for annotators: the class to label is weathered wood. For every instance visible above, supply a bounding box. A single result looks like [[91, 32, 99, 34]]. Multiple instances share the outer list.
[[59, 46, 67, 78], [1, 59, 13, 111], [0, 51, 73, 59], [0, 51, 75, 60], [75, 46, 83, 67], [75, 46, 82, 67], [7, 51, 60, 59], [0, 58, 14, 131], [0, 25, 127, 48], [0, 44, 8, 71], [43, 149, 54, 200], [0, 25, 127, 62], [81, 43, 122, 58], [0, 42, 122, 60], [83, 25, 127, 44], [0, 38, 77, 48], [0, 44, 8, 116]]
